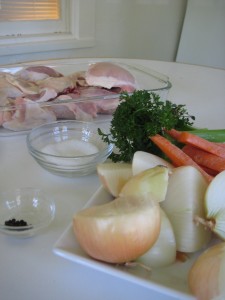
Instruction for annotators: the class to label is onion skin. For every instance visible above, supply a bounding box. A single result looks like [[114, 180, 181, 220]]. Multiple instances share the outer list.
[[188, 242, 225, 300], [73, 194, 161, 264]]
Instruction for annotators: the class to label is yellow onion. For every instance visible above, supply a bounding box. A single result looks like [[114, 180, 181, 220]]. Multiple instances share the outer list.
[[97, 162, 132, 197], [73, 193, 161, 264], [188, 242, 225, 300], [120, 165, 169, 203]]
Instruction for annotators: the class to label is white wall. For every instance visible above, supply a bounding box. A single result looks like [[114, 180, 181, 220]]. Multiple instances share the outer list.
[[176, 0, 225, 69], [127, 0, 187, 61], [0, 0, 187, 65]]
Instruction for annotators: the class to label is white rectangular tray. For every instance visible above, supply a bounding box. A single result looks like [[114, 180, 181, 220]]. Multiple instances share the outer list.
[[53, 186, 201, 300]]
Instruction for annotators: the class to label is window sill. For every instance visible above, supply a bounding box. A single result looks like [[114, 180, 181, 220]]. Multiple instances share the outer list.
[[0, 34, 95, 56]]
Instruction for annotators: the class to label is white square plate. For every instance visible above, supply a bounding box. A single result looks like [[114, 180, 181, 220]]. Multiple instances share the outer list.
[[52, 186, 211, 300]]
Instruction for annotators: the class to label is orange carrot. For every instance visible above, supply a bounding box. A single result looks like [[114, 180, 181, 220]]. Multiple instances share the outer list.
[[150, 134, 213, 183], [177, 131, 225, 158], [198, 165, 219, 177], [216, 143, 225, 148], [166, 129, 182, 140], [183, 145, 225, 173]]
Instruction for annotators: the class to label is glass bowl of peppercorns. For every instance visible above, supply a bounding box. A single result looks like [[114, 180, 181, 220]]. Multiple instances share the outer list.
[[0, 187, 55, 238]]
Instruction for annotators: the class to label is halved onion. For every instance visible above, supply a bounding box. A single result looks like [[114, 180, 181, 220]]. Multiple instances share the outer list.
[[137, 208, 176, 268], [161, 165, 211, 253], [73, 193, 161, 264], [97, 162, 132, 197], [188, 242, 225, 300], [120, 165, 169, 203], [132, 151, 174, 176]]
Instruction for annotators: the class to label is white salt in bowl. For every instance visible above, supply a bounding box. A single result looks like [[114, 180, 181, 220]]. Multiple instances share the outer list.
[[26, 120, 113, 177]]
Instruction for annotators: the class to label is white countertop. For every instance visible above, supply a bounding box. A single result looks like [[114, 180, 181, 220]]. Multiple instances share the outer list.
[[0, 59, 225, 300]]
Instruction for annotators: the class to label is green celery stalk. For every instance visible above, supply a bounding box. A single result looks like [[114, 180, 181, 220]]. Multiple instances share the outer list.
[[187, 129, 225, 143]]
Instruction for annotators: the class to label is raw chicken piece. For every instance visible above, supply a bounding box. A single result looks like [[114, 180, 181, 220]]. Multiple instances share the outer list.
[[74, 86, 117, 98], [95, 98, 119, 114], [16, 65, 63, 81], [0, 110, 13, 126], [4, 73, 57, 102], [74, 86, 119, 114], [67, 71, 88, 87], [50, 86, 119, 120], [5, 74, 39, 94], [0, 73, 24, 105], [2, 98, 56, 131], [25, 87, 57, 102], [85, 62, 137, 92], [50, 94, 98, 121], [37, 75, 77, 94]]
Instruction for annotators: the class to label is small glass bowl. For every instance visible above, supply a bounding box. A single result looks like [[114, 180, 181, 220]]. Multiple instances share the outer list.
[[26, 120, 113, 177], [0, 188, 55, 238]]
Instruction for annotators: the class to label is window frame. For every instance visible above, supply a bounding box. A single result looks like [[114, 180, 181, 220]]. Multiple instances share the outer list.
[[0, 0, 96, 56]]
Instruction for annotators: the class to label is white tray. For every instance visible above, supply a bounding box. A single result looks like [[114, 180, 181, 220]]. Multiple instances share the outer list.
[[53, 186, 207, 300]]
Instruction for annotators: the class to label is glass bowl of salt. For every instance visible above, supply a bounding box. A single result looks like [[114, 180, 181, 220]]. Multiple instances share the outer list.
[[26, 120, 113, 177]]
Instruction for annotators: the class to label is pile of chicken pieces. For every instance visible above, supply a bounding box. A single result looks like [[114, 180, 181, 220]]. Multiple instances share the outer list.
[[0, 62, 136, 131]]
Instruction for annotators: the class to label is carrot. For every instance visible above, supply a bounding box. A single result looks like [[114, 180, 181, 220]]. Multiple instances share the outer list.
[[166, 129, 182, 140], [150, 134, 213, 183], [216, 143, 225, 148], [167, 129, 225, 156], [183, 145, 225, 173], [177, 131, 225, 159], [167, 129, 225, 143], [199, 165, 219, 177]]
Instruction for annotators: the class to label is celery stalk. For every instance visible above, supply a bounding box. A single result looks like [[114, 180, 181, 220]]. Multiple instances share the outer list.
[[188, 129, 225, 143]]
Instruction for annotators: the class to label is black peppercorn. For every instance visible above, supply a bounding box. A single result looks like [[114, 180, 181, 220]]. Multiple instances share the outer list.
[[5, 218, 28, 227]]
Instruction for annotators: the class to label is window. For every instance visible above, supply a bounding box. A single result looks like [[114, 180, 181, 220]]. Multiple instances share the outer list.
[[0, 0, 96, 56], [0, 0, 60, 21]]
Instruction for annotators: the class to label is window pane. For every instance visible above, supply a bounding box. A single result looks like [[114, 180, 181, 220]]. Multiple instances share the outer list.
[[0, 0, 60, 21], [0, 0, 96, 60]]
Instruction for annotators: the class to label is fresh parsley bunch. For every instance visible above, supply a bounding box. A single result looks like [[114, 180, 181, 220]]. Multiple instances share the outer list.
[[98, 90, 195, 162]]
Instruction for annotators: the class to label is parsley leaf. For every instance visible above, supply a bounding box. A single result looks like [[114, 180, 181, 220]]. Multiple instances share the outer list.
[[99, 90, 195, 162]]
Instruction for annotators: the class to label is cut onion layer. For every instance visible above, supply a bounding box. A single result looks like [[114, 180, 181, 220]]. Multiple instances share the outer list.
[[120, 165, 169, 203], [161, 166, 211, 253], [97, 162, 132, 197], [137, 208, 176, 268], [132, 151, 174, 176]]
